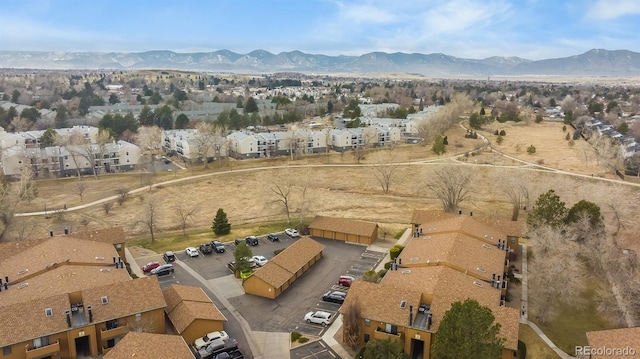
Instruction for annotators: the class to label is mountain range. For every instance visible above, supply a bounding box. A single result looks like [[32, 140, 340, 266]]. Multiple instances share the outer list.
[[0, 48, 639, 76]]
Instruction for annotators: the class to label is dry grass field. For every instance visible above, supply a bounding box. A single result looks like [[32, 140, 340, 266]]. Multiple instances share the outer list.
[[8, 120, 639, 246]]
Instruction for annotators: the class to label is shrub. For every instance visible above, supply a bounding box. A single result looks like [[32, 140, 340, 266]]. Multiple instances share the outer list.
[[562, 125, 567, 132], [568, 139, 575, 147], [298, 337, 309, 343], [527, 145, 536, 154], [393, 229, 406, 239], [377, 269, 388, 278], [499, 130, 506, 136], [291, 332, 302, 342], [496, 135, 504, 145], [518, 340, 527, 359], [384, 261, 393, 270], [274, 249, 284, 256], [535, 114, 543, 123], [390, 245, 404, 260], [494, 129, 499, 135], [565, 132, 570, 140]]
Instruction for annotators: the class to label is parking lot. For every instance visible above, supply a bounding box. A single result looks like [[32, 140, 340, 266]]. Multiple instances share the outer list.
[[132, 234, 388, 358]]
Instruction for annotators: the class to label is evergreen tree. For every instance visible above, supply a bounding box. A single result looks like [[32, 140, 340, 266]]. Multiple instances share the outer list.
[[212, 208, 231, 235], [244, 97, 259, 113], [431, 299, 504, 359], [175, 114, 190, 129], [432, 135, 446, 155]]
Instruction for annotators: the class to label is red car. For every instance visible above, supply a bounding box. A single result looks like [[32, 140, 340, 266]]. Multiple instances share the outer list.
[[338, 275, 355, 287], [142, 261, 161, 273]]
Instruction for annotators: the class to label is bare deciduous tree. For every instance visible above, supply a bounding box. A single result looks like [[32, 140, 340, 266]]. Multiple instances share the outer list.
[[192, 122, 218, 168], [18, 166, 37, 204], [175, 204, 198, 238], [102, 202, 114, 215], [74, 181, 88, 202], [373, 153, 397, 194], [423, 166, 472, 213], [135, 202, 158, 242], [271, 181, 292, 225], [342, 301, 362, 350]]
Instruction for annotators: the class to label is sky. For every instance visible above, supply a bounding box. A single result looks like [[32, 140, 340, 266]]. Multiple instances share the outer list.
[[1, 0, 639, 60]]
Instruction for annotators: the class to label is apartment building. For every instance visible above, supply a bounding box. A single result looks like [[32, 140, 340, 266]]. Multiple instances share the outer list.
[[0, 229, 166, 359]]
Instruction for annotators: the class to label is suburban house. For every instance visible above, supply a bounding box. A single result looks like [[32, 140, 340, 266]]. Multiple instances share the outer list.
[[0, 229, 167, 359], [162, 129, 227, 164], [340, 213, 520, 358], [163, 285, 228, 345], [243, 237, 324, 299], [103, 332, 195, 359], [308, 216, 379, 245], [584, 327, 640, 359]]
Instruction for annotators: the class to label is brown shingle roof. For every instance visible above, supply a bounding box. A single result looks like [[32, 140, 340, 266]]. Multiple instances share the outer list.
[[249, 260, 295, 288], [81, 276, 166, 323], [163, 285, 227, 334], [419, 216, 508, 245], [309, 216, 378, 238], [398, 233, 506, 281], [104, 332, 195, 359], [67, 227, 127, 245], [0, 293, 71, 347], [167, 301, 228, 334], [347, 266, 519, 351], [163, 284, 213, 313], [341, 280, 422, 329], [411, 210, 524, 238], [0, 265, 131, 307], [586, 327, 640, 359], [0, 236, 121, 285], [270, 236, 325, 273]]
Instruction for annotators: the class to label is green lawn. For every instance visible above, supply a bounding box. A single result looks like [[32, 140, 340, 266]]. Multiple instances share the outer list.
[[128, 221, 302, 253], [532, 281, 615, 354]]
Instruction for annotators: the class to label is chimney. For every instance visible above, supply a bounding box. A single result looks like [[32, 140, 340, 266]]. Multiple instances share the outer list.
[[458, 210, 462, 215], [65, 311, 71, 328], [398, 258, 402, 266], [49, 230, 54, 237], [469, 211, 473, 217], [88, 306, 93, 323], [64, 228, 69, 235], [497, 239, 501, 248], [113, 257, 117, 264], [0, 278, 2, 292], [409, 305, 413, 327], [427, 313, 432, 330]]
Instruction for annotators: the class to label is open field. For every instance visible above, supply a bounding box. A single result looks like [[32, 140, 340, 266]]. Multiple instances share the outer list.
[[518, 324, 561, 359]]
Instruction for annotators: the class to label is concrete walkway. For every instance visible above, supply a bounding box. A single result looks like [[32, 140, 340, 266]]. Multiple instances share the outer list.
[[321, 314, 352, 359]]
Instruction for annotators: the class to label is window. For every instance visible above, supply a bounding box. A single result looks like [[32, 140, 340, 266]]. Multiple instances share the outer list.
[[3, 346, 12, 355], [64, 156, 68, 160], [364, 319, 370, 327], [33, 336, 48, 349], [18, 160, 22, 164], [364, 334, 370, 343], [106, 319, 119, 330], [125, 152, 129, 156], [101, 296, 108, 304], [107, 339, 115, 348], [385, 323, 398, 335], [45, 308, 53, 317]]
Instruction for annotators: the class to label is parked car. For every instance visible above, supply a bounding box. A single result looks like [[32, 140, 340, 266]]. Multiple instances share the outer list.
[[266, 233, 280, 242], [141, 261, 160, 273], [185, 247, 199, 257], [193, 330, 229, 350], [284, 228, 300, 237], [214, 350, 244, 359], [322, 291, 347, 304], [199, 243, 213, 254], [211, 240, 226, 253], [163, 251, 176, 263], [251, 255, 268, 267], [234, 236, 258, 246], [304, 311, 333, 326], [337, 275, 355, 287], [197, 338, 238, 359], [151, 264, 174, 276]]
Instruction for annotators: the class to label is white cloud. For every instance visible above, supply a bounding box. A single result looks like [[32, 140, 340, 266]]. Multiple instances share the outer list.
[[585, 0, 640, 20], [337, 2, 396, 24]]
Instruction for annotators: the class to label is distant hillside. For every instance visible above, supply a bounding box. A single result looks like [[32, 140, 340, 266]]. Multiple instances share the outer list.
[[0, 48, 639, 76]]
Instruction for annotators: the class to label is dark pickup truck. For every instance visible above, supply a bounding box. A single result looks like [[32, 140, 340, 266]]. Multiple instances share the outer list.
[[196, 338, 238, 359]]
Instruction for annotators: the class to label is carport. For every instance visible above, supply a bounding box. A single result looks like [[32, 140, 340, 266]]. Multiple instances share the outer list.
[[308, 216, 378, 245]]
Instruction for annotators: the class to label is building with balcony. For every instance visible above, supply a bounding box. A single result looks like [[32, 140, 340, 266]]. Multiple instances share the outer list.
[[103, 332, 195, 359], [0, 228, 166, 359], [340, 213, 520, 359]]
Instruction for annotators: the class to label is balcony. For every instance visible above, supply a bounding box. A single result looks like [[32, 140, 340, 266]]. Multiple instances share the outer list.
[[374, 328, 402, 342], [26, 340, 60, 359], [101, 325, 129, 340]]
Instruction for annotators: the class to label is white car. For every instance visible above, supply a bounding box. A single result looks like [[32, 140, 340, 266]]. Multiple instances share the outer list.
[[193, 330, 229, 350], [185, 247, 199, 257], [284, 228, 300, 237], [251, 255, 268, 267], [304, 311, 333, 326]]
